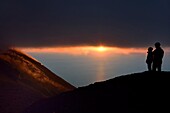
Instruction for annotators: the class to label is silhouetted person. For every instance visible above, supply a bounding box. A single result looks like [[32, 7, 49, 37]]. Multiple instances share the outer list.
[[152, 42, 164, 72], [146, 47, 153, 71]]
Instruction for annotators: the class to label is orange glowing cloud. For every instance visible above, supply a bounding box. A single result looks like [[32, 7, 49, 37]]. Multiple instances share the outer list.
[[18, 46, 147, 56]]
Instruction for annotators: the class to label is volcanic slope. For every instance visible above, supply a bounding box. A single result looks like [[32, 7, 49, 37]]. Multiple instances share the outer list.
[[0, 49, 75, 113]]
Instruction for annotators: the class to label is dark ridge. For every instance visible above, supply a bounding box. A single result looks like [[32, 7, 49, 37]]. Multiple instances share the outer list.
[[8, 49, 75, 89], [0, 49, 75, 113], [25, 71, 170, 113]]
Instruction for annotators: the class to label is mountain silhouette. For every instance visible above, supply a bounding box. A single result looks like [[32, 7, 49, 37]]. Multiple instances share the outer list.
[[0, 49, 75, 113], [24, 71, 170, 113]]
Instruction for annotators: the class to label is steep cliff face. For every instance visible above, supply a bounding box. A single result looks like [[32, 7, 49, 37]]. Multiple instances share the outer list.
[[0, 49, 75, 113]]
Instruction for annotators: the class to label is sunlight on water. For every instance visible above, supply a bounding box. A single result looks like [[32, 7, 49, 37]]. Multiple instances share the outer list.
[[96, 61, 105, 81]]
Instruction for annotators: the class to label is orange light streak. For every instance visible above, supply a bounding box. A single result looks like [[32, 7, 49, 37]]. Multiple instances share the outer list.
[[18, 46, 147, 56]]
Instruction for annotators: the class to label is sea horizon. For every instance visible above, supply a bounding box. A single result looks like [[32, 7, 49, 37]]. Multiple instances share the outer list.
[[22, 46, 170, 87]]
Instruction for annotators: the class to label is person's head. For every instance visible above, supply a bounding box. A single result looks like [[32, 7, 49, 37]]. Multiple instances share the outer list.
[[155, 42, 161, 48], [148, 47, 153, 52]]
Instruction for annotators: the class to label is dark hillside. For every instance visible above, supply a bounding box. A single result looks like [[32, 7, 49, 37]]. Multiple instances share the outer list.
[[25, 72, 170, 113], [0, 49, 75, 113]]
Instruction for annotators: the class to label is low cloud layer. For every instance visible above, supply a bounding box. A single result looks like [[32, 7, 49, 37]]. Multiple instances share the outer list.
[[1, 0, 170, 48]]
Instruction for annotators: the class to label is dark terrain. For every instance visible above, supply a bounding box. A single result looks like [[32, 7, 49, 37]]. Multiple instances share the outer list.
[[25, 71, 170, 113], [0, 49, 75, 113]]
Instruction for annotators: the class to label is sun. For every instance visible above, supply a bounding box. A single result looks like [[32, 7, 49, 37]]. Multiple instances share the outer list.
[[97, 46, 106, 52]]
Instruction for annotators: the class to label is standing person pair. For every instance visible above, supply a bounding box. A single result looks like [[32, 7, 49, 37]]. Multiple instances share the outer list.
[[146, 42, 164, 72]]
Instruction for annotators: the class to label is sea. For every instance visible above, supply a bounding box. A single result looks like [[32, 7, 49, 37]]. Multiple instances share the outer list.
[[26, 49, 170, 87]]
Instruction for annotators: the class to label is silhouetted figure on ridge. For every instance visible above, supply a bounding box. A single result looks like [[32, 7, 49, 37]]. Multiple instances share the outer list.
[[152, 42, 164, 72], [146, 47, 153, 71]]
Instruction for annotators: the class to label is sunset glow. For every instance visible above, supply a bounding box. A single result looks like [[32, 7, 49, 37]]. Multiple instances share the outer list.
[[97, 46, 107, 52], [19, 46, 147, 56]]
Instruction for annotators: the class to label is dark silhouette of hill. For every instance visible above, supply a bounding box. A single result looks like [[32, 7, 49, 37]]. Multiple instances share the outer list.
[[0, 49, 75, 113], [24, 71, 170, 113]]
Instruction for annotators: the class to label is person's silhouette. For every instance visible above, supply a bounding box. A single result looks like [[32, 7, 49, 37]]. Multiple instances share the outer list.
[[152, 42, 164, 72], [146, 47, 153, 71]]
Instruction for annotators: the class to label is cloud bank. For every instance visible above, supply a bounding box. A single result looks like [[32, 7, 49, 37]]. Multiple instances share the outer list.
[[1, 0, 170, 48]]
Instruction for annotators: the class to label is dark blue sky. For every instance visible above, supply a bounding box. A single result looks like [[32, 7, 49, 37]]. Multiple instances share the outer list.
[[1, 0, 170, 48]]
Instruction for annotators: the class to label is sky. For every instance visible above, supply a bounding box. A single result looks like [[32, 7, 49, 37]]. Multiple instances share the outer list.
[[1, 0, 170, 48]]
